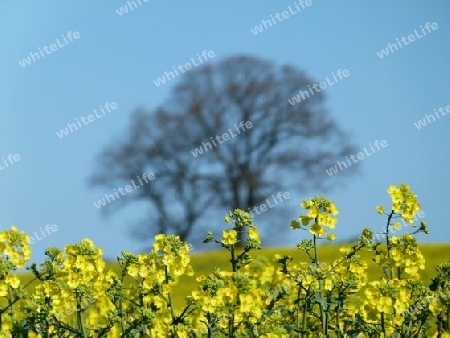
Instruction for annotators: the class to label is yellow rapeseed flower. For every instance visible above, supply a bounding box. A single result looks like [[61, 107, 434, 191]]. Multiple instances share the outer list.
[[392, 222, 401, 230], [327, 202, 339, 215], [307, 205, 320, 218], [327, 233, 337, 241], [222, 230, 238, 245], [309, 223, 327, 237], [248, 226, 260, 241]]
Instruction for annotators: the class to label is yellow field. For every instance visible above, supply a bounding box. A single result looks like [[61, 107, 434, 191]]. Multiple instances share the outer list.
[[17, 243, 450, 311], [170, 243, 450, 308]]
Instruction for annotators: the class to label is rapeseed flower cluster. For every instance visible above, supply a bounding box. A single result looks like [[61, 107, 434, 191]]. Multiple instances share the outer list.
[[0, 183, 447, 337], [291, 196, 339, 240]]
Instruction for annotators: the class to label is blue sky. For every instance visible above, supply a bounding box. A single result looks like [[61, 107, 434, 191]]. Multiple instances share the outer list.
[[1, 1, 449, 263]]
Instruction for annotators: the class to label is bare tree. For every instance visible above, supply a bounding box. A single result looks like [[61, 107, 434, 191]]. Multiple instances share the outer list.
[[88, 55, 357, 245]]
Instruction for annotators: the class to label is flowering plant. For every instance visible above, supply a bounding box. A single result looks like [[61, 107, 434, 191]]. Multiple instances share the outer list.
[[0, 183, 448, 337]]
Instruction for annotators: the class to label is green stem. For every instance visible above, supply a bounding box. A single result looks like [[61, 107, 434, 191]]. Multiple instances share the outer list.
[[313, 234, 319, 265], [231, 245, 237, 273], [313, 233, 327, 336], [8, 285, 14, 324], [119, 260, 127, 334], [164, 266, 176, 324], [76, 293, 87, 338], [336, 302, 341, 337], [207, 313, 212, 338], [43, 295, 52, 337], [168, 292, 176, 322], [229, 244, 236, 337], [302, 289, 308, 338], [296, 287, 301, 337], [386, 211, 394, 280], [447, 304, 450, 330]]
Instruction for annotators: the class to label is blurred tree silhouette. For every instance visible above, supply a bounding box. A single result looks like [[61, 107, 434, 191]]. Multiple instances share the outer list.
[[88, 55, 357, 246]]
